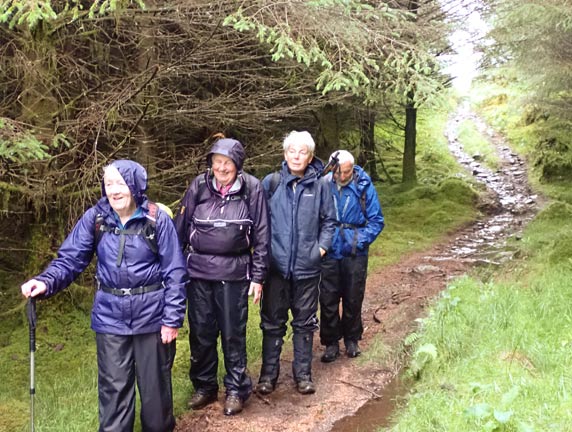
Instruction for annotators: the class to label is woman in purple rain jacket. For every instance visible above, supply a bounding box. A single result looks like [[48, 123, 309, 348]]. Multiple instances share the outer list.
[[21, 160, 187, 432]]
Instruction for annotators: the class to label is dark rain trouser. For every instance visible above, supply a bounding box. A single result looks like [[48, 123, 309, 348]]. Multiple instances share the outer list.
[[187, 279, 252, 400], [259, 271, 320, 384], [319, 255, 368, 346], [96, 332, 176, 432]]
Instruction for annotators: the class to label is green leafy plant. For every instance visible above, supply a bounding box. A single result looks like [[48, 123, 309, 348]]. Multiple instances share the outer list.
[[463, 385, 531, 431], [0, 0, 146, 29], [0, 118, 71, 162], [407, 343, 438, 379]]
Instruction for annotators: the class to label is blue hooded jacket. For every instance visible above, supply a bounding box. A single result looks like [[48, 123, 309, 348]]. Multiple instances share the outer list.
[[37, 160, 188, 335], [262, 158, 336, 279], [327, 165, 384, 259]]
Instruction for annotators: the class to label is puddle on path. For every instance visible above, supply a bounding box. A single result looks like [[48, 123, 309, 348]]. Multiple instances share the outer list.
[[329, 378, 407, 432]]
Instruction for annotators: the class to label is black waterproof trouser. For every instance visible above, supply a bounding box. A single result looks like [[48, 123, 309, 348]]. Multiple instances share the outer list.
[[319, 255, 368, 346], [259, 271, 320, 384], [96, 332, 176, 432], [187, 279, 252, 400]]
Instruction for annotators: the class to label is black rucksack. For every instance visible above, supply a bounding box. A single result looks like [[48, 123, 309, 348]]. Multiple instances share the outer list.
[[94, 203, 159, 265]]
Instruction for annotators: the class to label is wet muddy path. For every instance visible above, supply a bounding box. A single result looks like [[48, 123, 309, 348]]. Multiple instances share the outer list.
[[175, 105, 541, 432]]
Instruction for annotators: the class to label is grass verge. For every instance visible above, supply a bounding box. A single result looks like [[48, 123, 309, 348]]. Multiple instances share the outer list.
[[384, 201, 572, 431]]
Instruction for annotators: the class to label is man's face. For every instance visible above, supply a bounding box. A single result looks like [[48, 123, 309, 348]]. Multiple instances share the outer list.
[[284, 143, 313, 177], [211, 153, 237, 186], [334, 161, 354, 186]]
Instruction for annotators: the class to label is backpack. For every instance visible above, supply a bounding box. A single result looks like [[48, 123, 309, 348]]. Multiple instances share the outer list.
[[95, 203, 159, 265]]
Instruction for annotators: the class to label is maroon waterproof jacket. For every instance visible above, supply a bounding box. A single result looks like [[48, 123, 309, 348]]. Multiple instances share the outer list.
[[175, 139, 270, 283]]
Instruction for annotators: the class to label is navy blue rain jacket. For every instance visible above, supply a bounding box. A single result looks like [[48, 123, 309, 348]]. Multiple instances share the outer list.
[[36, 160, 188, 335], [327, 165, 384, 259], [262, 158, 336, 279]]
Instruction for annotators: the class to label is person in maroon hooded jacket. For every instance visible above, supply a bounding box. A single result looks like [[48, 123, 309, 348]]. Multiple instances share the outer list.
[[174, 137, 270, 416]]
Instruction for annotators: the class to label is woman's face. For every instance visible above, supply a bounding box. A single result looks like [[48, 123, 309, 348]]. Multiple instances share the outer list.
[[284, 143, 313, 177], [104, 166, 136, 216], [211, 153, 238, 187]]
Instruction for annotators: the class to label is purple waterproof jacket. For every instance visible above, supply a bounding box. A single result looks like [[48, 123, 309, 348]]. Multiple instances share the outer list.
[[174, 139, 270, 283], [36, 160, 188, 335]]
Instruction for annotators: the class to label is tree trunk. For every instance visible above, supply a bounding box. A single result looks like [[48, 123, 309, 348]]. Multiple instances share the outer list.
[[134, 9, 159, 176], [401, 0, 419, 185], [402, 91, 417, 184], [358, 108, 379, 180], [316, 103, 340, 160], [17, 22, 59, 131]]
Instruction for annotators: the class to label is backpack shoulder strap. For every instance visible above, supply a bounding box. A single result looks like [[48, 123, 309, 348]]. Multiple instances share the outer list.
[[195, 176, 209, 205], [146, 202, 158, 222], [242, 175, 250, 209], [95, 212, 105, 247], [353, 176, 367, 219], [142, 202, 159, 255], [267, 171, 280, 200]]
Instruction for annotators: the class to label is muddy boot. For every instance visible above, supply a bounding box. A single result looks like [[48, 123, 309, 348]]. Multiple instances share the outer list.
[[321, 342, 340, 363], [345, 340, 361, 358], [292, 332, 316, 394], [256, 335, 283, 395]]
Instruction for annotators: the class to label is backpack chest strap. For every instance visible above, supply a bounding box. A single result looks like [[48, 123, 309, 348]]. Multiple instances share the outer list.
[[98, 225, 147, 267]]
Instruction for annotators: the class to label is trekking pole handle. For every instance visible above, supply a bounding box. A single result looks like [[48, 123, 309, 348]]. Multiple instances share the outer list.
[[320, 151, 340, 178], [27, 298, 36, 352]]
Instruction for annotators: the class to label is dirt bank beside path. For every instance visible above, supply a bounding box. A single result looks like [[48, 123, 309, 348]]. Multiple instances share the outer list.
[[175, 106, 541, 432]]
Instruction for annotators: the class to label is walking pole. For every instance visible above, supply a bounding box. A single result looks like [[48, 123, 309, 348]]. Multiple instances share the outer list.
[[26, 298, 37, 432]]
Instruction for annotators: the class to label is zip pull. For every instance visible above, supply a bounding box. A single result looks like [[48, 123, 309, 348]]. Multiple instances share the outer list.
[[220, 195, 229, 214]]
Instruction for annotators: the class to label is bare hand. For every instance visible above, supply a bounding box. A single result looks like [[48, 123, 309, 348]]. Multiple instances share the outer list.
[[21, 279, 47, 298], [248, 282, 263, 305], [161, 326, 178, 344], [319, 247, 326, 257]]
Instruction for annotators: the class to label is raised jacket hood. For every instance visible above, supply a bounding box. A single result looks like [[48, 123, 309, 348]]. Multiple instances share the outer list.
[[207, 138, 245, 171], [101, 159, 148, 206]]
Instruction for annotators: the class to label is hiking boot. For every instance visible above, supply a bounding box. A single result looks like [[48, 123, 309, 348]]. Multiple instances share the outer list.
[[320, 343, 340, 363], [187, 391, 217, 410], [297, 380, 316, 395], [255, 380, 275, 395], [346, 341, 361, 358], [223, 394, 243, 416]]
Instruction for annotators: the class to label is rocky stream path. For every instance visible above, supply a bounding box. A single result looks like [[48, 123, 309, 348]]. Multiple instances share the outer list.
[[175, 105, 541, 432]]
